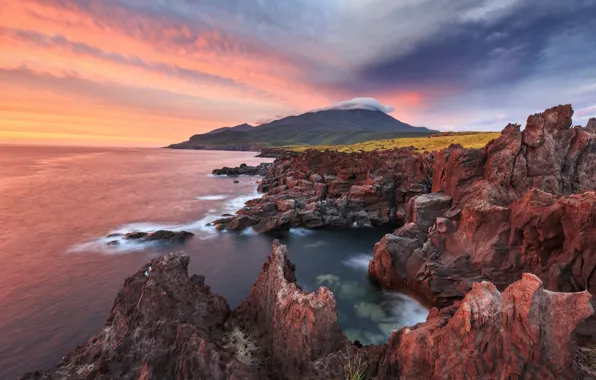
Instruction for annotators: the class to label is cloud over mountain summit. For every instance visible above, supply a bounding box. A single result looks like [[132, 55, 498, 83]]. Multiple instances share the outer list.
[[327, 98, 395, 113]]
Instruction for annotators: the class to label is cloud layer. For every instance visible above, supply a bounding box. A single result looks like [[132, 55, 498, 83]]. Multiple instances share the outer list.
[[324, 98, 395, 113], [1, 0, 596, 145]]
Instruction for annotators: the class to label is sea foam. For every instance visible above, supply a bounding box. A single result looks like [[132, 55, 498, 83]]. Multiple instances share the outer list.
[[68, 190, 263, 254], [342, 254, 373, 270]]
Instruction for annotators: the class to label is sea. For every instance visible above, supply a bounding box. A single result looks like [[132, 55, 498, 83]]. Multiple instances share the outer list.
[[0, 145, 427, 379]]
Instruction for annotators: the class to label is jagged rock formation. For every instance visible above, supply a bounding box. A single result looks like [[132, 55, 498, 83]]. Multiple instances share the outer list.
[[18, 243, 593, 380], [369, 105, 596, 306], [18, 252, 254, 380], [212, 163, 272, 176], [232, 241, 351, 379], [214, 148, 432, 232], [378, 274, 593, 380]]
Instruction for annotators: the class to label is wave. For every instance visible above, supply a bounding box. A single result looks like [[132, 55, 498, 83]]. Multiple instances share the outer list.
[[240, 228, 257, 236], [289, 228, 314, 237], [68, 190, 263, 254], [342, 254, 373, 270], [68, 236, 160, 254], [304, 240, 327, 249], [195, 195, 228, 201], [381, 292, 428, 329]]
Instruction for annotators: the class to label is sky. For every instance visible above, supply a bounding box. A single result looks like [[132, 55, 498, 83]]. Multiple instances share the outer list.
[[1, 0, 596, 147]]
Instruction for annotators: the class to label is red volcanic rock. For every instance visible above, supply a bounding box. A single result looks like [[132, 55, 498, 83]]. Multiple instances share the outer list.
[[226, 215, 259, 230], [232, 240, 348, 379], [483, 123, 524, 202], [18, 252, 254, 380], [408, 192, 452, 231], [17, 243, 594, 380], [368, 223, 426, 290], [431, 144, 485, 204], [575, 141, 596, 192], [508, 189, 596, 294], [370, 105, 596, 315], [222, 147, 433, 232], [377, 274, 593, 380]]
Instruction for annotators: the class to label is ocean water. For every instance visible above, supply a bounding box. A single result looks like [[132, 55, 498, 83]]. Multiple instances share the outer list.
[[0, 145, 427, 379]]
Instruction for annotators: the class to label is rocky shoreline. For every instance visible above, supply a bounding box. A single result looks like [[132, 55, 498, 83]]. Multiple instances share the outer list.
[[212, 162, 273, 176], [213, 105, 596, 306], [18, 104, 596, 379], [211, 147, 433, 233], [18, 241, 594, 379]]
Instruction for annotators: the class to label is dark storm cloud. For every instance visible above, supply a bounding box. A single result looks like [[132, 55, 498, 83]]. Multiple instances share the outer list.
[[353, 1, 596, 92]]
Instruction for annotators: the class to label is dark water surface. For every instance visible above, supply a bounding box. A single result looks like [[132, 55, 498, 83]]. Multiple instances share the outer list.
[[0, 145, 427, 379]]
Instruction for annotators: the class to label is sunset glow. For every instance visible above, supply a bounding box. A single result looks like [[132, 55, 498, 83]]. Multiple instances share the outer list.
[[1, 0, 595, 146]]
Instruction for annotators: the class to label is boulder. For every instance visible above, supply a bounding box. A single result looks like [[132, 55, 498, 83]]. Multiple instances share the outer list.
[[409, 193, 452, 231], [226, 216, 258, 230], [119, 230, 194, 243], [145, 230, 194, 243]]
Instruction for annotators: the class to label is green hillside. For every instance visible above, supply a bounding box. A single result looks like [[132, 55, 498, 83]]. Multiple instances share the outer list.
[[168, 109, 436, 150]]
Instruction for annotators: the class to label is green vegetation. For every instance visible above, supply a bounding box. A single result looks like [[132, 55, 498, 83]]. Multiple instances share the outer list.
[[344, 353, 367, 380], [286, 132, 500, 153]]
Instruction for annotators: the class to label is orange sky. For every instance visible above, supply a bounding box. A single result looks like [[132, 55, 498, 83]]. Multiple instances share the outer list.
[[0, 0, 426, 147], [5, 0, 593, 146]]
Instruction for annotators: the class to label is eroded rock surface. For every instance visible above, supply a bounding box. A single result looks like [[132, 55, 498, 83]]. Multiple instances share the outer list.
[[232, 240, 351, 379], [377, 274, 593, 380], [18, 252, 254, 380], [220, 147, 432, 232], [18, 244, 593, 380], [369, 106, 596, 306]]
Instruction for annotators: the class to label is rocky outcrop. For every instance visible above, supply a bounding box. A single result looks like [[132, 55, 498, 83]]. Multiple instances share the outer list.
[[369, 106, 596, 306], [217, 106, 596, 235], [256, 148, 284, 158], [18, 252, 253, 380], [106, 230, 194, 246], [232, 241, 350, 379], [218, 147, 432, 232], [212, 163, 272, 176], [18, 243, 593, 380], [377, 274, 593, 380]]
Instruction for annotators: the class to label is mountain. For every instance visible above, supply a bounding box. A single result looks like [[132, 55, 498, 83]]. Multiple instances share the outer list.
[[168, 109, 436, 150], [206, 123, 254, 134]]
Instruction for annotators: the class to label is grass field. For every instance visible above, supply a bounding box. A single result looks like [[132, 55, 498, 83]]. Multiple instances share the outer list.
[[286, 132, 501, 153]]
